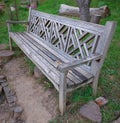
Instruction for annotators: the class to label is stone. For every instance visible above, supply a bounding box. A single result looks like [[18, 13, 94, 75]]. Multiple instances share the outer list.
[[13, 106, 24, 120], [34, 66, 43, 78], [80, 101, 102, 123], [9, 102, 16, 108], [1, 82, 8, 87], [0, 44, 7, 50], [0, 50, 14, 65], [7, 96, 16, 104], [7, 95, 17, 103], [3, 86, 11, 96], [0, 75, 7, 83], [95, 96, 108, 106]]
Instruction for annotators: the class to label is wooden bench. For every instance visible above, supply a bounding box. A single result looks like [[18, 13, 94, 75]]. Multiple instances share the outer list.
[[7, 8, 116, 115]]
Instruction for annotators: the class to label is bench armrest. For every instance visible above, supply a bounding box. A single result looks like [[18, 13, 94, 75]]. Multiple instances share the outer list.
[[6, 20, 29, 32], [57, 54, 102, 72], [6, 20, 29, 24]]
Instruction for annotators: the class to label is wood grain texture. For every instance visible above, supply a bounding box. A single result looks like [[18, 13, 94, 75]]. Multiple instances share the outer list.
[[7, 9, 117, 114]]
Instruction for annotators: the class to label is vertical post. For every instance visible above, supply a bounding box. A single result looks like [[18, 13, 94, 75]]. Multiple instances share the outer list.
[[92, 71, 100, 96], [9, 37, 12, 51], [27, 7, 32, 32], [7, 23, 12, 51], [91, 21, 117, 96], [59, 71, 67, 115], [91, 14, 101, 24]]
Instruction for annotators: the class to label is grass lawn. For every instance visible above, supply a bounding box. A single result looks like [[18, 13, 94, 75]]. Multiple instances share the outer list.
[[0, 0, 120, 122]]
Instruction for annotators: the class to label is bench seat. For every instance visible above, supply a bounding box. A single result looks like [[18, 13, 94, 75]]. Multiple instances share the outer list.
[[10, 32, 93, 91]]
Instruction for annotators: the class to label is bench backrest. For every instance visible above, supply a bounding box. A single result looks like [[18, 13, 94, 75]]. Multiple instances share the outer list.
[[28, 9, 116, 75]]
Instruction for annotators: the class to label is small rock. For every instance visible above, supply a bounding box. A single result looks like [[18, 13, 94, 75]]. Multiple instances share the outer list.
[[7, 95, 17, 103], [9, 102, 16, 108], [34, 66, 43, 78], [0, 75, 7, 83], [0, 75, 6, 79], [13, 106, 23, 120], [0, 50, 14, 65], [8, 90, 16, 97], [80, 101, 102, 123], [1, 82, 8, 87], [3, 86, 11, 96], [95, 96, 108, 106]]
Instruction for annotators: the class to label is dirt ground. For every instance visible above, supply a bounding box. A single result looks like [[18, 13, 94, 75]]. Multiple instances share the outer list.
[[2, 57, 58, 123]]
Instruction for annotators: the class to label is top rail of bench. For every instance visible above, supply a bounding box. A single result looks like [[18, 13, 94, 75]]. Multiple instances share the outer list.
[[29, 9, 105, 35]]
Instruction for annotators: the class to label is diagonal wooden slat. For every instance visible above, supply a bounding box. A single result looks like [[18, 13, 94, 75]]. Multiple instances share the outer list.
[[28, 11, 103, 65]]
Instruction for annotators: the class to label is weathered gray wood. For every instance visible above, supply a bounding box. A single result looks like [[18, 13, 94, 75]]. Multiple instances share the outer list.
[[6, 20, 29, 24], [10, 33, 60, 84], [7, 22, 12, 50], [57, 54, 102, 72], [27, 7, 32, 32], [7, 9, 116, 115], [91, 21, 117, 95], [59, 71, 67, 115], [30, 10, 104, 35], [6, 20, 28, 50], [59, 4, 110, 18], [10, 32, 92, 89], [91, 14, 101, 24]]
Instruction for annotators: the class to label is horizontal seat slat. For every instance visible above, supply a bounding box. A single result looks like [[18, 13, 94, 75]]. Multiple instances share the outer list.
[[10, 32, 93, 88], [23, 33, 93, 86], [27, 33, 93, 77], [27, 33, 74, 63], [10, 33, 60, 85]]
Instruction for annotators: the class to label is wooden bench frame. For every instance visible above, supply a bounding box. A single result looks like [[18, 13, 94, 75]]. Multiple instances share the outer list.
[[7, 8, 117, 115]]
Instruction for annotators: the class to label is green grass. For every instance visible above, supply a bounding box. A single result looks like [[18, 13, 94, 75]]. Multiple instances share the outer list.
[[0, 0, 120, 122]]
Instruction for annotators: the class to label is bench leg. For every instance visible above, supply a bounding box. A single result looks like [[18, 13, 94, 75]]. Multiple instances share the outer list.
[[9, 36, 13, 51], [59, 72, 67, 115], [92, 72, 99, 96]]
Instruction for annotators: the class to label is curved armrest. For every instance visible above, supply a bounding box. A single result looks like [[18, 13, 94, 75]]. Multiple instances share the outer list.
[[6, 20, 29, 25], [57, 54, 102, 72]]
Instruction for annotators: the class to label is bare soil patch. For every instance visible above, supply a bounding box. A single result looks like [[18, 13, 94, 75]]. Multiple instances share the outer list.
[[2, 57, 58, 123]]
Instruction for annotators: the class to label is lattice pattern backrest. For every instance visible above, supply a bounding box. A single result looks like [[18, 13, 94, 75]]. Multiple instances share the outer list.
[[28, 10, 105, 60]]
